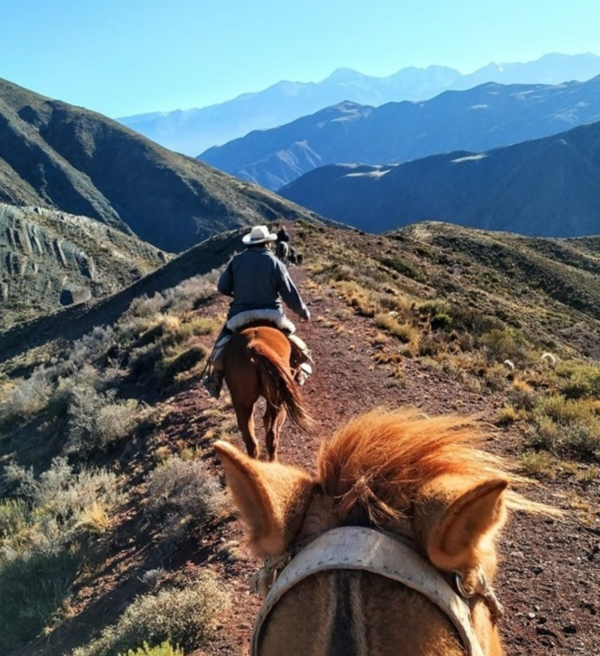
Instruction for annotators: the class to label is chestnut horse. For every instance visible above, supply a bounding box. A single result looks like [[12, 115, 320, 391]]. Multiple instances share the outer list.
[[215, 408, 558, 656], [222, 324, 312, 461]]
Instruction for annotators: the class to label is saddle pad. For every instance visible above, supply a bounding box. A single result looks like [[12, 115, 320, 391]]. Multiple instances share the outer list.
[[227, 309, 296, 334]]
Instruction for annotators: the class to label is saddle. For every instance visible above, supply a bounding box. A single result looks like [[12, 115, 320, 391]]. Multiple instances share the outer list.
[[211, 310, 312, 370]]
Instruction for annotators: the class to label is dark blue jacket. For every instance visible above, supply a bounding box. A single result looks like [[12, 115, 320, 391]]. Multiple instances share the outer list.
[[218, 246, 309, 320]]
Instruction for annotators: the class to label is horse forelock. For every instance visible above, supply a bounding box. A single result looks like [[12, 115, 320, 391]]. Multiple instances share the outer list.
[[316, 408, 513, 524]]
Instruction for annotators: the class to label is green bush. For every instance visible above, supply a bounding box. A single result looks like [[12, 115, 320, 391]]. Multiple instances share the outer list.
[[119, 641, 183, 656], [379, 256, 426, 283], [72, 574, 230, 656], [531, 395, 600, 459], [154, 345, 207, 385], [418, 300, 454, 331], [556, 361, 600, 400], [479, 327, 529, 363]]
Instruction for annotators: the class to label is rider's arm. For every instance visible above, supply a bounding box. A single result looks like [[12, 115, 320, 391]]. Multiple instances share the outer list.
[[217, 262, 234, 297], [276, 264, 310, 320]]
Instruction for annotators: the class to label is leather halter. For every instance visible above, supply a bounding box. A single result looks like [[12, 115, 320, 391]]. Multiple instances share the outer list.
[[250, 526, 487, 656]]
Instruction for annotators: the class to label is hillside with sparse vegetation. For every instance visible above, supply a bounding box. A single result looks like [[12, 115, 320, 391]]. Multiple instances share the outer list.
[[0, 204, 169, 330], [0, 219, 599, 656]]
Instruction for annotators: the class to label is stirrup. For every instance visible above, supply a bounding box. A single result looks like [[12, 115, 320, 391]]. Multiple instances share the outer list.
[[296, 363, 312, 386], [202, 372, 223, 399]]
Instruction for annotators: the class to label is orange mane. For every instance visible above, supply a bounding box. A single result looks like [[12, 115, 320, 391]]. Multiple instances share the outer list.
[[317, 407, 550, 524]]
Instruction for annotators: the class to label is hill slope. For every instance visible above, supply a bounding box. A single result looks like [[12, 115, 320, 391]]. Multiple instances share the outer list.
[[0, 203, 168, 330], [0, 78, 320, 253], [1, 220, 599, 656], [120, 52, 600, 156], [200, 75, 600, 190], [279, 120, 600, 237]]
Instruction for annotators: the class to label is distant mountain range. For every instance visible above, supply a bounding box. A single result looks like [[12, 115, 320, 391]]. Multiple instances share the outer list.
[[0, 78, 319, 253], [119, 53, 600, 156], [278, 120, 600, 238], [200, 75, 600, 190], [0, 204, 167, 329]]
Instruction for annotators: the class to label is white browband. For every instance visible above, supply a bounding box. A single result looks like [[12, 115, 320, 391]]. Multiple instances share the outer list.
[[250, 526, 486, 656]]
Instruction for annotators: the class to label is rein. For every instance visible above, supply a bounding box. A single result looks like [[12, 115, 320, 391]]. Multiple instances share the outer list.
[[250, 526, 498, 656]]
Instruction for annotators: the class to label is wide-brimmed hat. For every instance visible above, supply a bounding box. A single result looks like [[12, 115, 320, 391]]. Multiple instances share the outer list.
[[242, 225, 277, 245]]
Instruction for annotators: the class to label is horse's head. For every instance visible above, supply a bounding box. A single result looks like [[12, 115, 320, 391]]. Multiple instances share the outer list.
[[215, 408, 556, 656]]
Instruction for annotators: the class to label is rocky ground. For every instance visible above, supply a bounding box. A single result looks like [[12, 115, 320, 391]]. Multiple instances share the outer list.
[[160, 267, 599, 656]]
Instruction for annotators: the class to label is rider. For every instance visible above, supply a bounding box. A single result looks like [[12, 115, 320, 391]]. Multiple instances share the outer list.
[[275, 223, 291, 263], [276, 223, 290, 245], [202, 224, 312, 399]]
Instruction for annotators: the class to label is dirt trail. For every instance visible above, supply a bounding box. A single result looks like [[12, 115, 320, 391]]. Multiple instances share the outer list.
[[183, 267, 599, 656]]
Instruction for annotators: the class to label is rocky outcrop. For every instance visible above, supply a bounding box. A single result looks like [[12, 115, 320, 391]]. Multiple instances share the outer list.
[[0, 204, 168, 329]]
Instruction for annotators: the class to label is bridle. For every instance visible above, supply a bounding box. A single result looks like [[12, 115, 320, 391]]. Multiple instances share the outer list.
[[250, 526, 503, 656]]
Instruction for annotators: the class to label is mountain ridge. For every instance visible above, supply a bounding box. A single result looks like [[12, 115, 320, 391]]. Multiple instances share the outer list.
[[118, 53, 600, 155], [199, 75, 600, 190], [0, 77, 321, 253], [278, 119, 600, 238]]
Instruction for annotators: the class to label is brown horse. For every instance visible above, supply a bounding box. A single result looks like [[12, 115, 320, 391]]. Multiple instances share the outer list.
[[215, 408, 558, 656], [222, 324, 312, 461]]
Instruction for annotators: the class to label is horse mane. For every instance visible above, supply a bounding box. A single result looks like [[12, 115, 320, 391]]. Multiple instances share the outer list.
[[317, 407, 557, 525]]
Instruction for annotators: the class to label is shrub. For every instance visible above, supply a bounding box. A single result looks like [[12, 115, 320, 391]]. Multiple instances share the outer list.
[[509, 379, 537, 410], [63, 326, 117, 372], [119, 642, 183, 656], [128, 294, 166, 318], [5, 457, 122, 537], [418, 300, 454, 331], [0, 367, 53, 424], [374, 313, 418, 345], [519, 450, 555, 476], [335, 281, 378, 317], [379, 256, 426, 283], [66, 387, 143, 452], [484, 363, 512, 390], [531, 395, 600, 458], [479, 327, 529, 364], [0, 541, 85, 652], [154, 346, 207, 385], [146, 457, 227, 540], [555, 361, 600, 400], [0, 498, 29, 538], [71, 573, 229, 656], [495, 406, 518, 425], [0, 459, 123, 649]]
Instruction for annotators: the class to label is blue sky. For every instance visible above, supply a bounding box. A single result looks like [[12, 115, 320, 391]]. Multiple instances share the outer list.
[[2, 0, 599, 118]]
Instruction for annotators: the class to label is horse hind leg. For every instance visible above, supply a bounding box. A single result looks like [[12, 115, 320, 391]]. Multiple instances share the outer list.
[[233, 401, 259, 459], [264, 404, 287, 461]]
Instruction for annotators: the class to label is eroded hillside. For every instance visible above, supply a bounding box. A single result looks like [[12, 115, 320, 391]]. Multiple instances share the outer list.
[[0, 204, 168, 330]]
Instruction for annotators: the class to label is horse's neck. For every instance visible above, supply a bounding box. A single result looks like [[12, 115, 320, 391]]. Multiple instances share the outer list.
[[258, 571, 477, 656]]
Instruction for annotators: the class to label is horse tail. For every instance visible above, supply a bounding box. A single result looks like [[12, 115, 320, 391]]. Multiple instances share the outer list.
[[251, 341, 313, 432]]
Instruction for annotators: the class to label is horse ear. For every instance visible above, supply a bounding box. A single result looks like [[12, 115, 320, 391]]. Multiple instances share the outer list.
[[214, 441, 316, 557], [416, 475, 509, 574]]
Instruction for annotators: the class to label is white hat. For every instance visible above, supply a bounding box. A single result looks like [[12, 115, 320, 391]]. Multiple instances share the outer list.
[[242, 225, 277, 245]]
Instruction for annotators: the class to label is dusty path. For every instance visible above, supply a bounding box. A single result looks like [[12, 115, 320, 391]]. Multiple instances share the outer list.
[[174, 267, 599, 656]]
